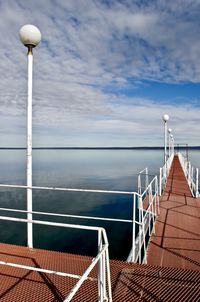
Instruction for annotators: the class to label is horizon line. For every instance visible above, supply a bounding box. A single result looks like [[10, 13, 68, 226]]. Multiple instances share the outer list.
[[0, 146, 199, 150]]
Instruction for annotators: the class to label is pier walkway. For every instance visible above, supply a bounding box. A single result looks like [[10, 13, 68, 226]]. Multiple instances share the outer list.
[[147, 155, 200, 271], [0, 155, 199, 301]]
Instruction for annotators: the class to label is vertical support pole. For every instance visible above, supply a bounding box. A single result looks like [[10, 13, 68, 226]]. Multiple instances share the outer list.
[[139, 196, 142, 264], [196, 168, 199, 198], [150, 185, 155, 234], [98, 230, 103, 302], [191, 166, 194, 191], [27, 47, 33, 249], [156, 177, 160, 215], [164, 121, 167, 166], [188, 162, 191, 185], [138, 174, 141, 195], [102, 249, 106, 300], [159, 167, 162, 196], [145, 168, 149, 193], [186, 144, 189, 162], [141, 198, 147, 264], [148, 186, 151, 236], [154, 179, 157, 217], [131, 193, 136, 262], [102, 229, 112, 302]]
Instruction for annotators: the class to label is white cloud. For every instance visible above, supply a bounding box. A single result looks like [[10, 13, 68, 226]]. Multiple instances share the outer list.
[[0, 0, 200, 146]]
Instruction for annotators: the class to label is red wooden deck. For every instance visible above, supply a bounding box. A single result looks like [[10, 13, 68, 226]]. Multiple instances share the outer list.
[[147, 155, 200, 271], [0, 155, 199, 301], [0, 242, 199, 301]]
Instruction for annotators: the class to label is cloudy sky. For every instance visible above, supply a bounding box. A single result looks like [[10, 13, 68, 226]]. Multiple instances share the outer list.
[[0, 0, 200, 147]]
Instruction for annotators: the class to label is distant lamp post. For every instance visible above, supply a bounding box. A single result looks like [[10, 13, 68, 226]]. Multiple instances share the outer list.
[[19, 24, 41, 249], [168, 128, 172, 158], [162, 114, 169, 165]]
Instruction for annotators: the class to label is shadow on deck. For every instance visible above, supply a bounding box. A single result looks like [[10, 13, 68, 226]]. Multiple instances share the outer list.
[[147, 155, 200, 271], [0, 242, 199, 301]]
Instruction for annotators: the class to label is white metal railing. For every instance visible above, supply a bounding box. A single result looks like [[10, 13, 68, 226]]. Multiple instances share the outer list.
[[159, 153, 174, 196], [127, 175, 159, 264], [178, 152, 199, 198], [0, 213, 112, 302], [138, 168, 149, 195], [0, 177, 160, 296]]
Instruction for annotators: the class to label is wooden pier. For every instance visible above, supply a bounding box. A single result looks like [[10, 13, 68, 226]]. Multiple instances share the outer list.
[[0, 155, 199, 301], [147, 155, 200, 271]]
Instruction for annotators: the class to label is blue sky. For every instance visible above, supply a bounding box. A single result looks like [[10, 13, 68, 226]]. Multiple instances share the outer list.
[[0, 0, 200, 147]]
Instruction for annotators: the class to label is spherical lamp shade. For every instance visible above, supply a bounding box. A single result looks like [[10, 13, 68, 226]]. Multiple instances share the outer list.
[[162, 114, 169, 122], [168, 128, 172, 133], [19, 24, 41, 47]]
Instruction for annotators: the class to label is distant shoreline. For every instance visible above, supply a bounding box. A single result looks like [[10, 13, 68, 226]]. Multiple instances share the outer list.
[[0, 146, 200, 150]]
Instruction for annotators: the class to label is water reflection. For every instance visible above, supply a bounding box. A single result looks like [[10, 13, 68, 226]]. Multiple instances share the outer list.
[[0, 149, 199, 260]]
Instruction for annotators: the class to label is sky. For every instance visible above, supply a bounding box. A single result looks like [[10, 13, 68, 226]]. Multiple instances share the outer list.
[[0, 0, 200, 147]]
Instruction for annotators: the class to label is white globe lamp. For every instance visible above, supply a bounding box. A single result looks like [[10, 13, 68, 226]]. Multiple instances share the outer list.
[[19, 24, 41, 47]]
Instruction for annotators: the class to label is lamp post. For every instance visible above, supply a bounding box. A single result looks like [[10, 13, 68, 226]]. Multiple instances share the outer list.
[[168, 128, 172, 158], [19, 24, 41, 248], [162, 114, 169, 165]]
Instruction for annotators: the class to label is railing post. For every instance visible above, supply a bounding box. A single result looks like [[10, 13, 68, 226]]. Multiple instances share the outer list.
[[139, 196, 142, 264], [156, 177, 160, 215], [102, 249, 106, 301], [131, 193, 136, 262], [102, 229, 112, 302], [98, 230, 103, 302], [138, 174, 141, 195], [141, 200, 147, 264], [159, 167, 162, 196], [188, 162, 191, 185], [148, 186, 151, 236], [196, 168, 199, 198], [145, 168, 149, 193], [191, 166, 194, 190]]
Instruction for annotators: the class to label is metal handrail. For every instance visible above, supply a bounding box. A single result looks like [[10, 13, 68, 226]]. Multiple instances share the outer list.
[[127, 175, 159, 264], [178, 152, 199, 198], [0, 207, 132, 223], [138, 168, 149, 195], [159, 153, 174, 196], [0, 183, 134, 195], [0, 175, 159, 283], [0, 214, 112, 302]]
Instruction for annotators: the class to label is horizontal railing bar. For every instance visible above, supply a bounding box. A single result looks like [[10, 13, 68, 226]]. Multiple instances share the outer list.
[[0, 215, 105, 232], [0, 183, 136, 195], [138, 168, 147, 174], [0, 207, 132, 223], [0, 260, 96, 281], [138, 173, 156, 177]]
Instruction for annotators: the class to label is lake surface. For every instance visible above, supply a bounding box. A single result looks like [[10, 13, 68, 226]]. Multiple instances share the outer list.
[[0, 149, 199, 260]]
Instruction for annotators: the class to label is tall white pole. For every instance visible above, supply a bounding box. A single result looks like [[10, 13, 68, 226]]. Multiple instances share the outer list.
[[19, 24, 41, 249], [164, 121, 167, 164], [162, 114, 169, 178], [27, 47, 33, 248]]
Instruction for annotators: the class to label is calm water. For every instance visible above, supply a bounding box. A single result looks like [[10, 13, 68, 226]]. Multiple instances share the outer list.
[[0, 149, 199, 260]]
